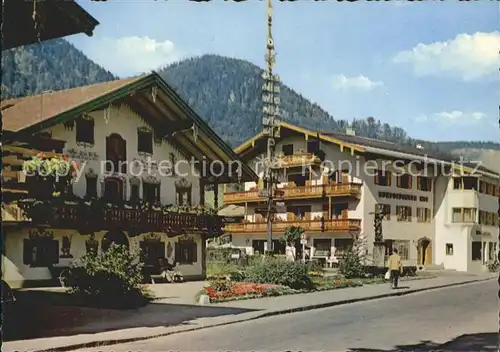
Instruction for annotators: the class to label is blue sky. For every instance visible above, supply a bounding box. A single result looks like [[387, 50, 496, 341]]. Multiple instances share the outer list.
[[69, 1, 499, 143]]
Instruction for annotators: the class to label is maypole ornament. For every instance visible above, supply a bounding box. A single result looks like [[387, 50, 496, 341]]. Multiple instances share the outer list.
[[192, 124, 198, 143], [151, 86, 158, 103], [103, 104, 111, 124]]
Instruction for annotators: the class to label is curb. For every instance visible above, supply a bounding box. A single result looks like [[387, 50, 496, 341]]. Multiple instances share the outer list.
[[31, 277, 494, 352]]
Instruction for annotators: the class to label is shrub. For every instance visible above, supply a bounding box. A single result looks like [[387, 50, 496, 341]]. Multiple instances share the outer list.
[[244, 257, 313, 290], [307, 259, 325, 274], [67, 243, 151, 309], [207, 262, 240, 277], [339, 249, 365, 279]]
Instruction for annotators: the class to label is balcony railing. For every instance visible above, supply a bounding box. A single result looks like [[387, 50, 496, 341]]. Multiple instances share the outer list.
[[224, 183, 361, 204], [278, 152, 321, 168], [28, 204, 224, 236], [225, 218, 361, 234]]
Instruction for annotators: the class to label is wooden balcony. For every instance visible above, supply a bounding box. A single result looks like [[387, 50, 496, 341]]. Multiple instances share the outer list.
[[278, 152, 321, 168], [25, 203, 225, 237], [225, 218, 361, 234], [224, 183, 361, 204]]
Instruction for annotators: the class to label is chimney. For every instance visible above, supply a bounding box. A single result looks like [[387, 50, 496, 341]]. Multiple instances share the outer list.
[[345, 127, 355, 136]]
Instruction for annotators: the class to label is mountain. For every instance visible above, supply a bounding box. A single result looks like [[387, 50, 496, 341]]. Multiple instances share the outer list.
[[159, 55, 500, 172], [2, 42, 499, 172], [1, 39, 116, 99]]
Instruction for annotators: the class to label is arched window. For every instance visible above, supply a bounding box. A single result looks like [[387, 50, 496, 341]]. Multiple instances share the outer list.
[[106, 133, 127, 173]]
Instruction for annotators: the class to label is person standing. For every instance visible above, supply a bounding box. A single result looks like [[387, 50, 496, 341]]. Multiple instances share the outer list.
[[387, 248, 403, 289]]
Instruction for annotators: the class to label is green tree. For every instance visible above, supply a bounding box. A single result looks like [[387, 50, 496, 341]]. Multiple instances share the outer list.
[[67, 243, 151, 309], [280, 226, 305, 259]]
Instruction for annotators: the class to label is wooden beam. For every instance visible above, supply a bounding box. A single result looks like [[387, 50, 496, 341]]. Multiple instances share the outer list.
[[1, 170, 25, 182], [1, 188, 27, 194], [3, 145, 61, 158], [3, 156, 24, 166], [149, 93, 225, 162]]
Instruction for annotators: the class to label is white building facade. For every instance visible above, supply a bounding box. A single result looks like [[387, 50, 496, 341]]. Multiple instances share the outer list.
[[223, 123, 499, 272], [2, 74, 256, 287]]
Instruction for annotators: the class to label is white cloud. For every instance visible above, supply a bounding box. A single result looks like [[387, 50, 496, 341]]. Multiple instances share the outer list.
[[83, 36, 182, 77], [393, 31, 500, 81], [415, 111, 487, 124], [332, 74, 384, 91]]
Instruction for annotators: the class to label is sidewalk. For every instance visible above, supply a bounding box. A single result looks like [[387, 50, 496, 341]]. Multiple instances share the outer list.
[[3, 273, 495, 352]]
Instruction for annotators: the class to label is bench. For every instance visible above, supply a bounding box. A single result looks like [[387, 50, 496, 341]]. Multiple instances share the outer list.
[[146, 261, 184, 284]]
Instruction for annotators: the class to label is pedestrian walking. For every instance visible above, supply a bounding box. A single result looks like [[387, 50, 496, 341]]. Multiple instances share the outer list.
[[387, 248, 403, 289]]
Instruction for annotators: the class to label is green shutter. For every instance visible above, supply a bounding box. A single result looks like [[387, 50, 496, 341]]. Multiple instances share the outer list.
[[191, 241, 198, 263], [175, 242, 181, 264], [159, 241, 166, 259], [23, 239, 33, 265], [50, 239, 60, 265]]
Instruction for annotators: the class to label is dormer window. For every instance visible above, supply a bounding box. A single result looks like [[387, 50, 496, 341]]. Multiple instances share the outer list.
[[307, 141, 319, 154], [76, 115, 95, 146], [138, 127, 153, 155], [282, 144, 294, 156]]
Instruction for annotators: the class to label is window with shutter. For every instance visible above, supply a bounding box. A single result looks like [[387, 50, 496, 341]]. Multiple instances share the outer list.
[[375, 170, 390, 186], [140, 240, 165, 266], [176, 240, 197, 264], [76, 117, 95, 145], [144, 183, 160, 203], [23, 238, 60, 267], [137, 129, 153, 155]]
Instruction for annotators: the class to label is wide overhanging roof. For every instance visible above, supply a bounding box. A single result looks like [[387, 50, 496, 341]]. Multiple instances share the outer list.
[[2, 73, 258, 184], [234, 122, 499, 180], [2, 0, 99, 50], [234, 121, 365, 161]]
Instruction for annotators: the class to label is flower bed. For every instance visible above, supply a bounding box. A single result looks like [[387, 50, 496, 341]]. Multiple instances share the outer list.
[[201, 281, 298, 303], [199, 277, 370, 303]]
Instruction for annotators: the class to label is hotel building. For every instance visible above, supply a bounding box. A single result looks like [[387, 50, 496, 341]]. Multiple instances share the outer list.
[[222, 122, 499, 272]]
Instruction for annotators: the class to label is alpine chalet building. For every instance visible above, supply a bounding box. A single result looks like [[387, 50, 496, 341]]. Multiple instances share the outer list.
[[223, 122, 499, 272]]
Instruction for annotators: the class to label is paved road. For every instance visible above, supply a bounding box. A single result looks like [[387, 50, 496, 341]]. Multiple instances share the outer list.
[[77, 280, 498, 351]]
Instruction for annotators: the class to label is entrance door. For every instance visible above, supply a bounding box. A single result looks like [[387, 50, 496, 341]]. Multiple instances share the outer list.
[[418, 238, 432, 265], [102, 230, 129, 252]]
